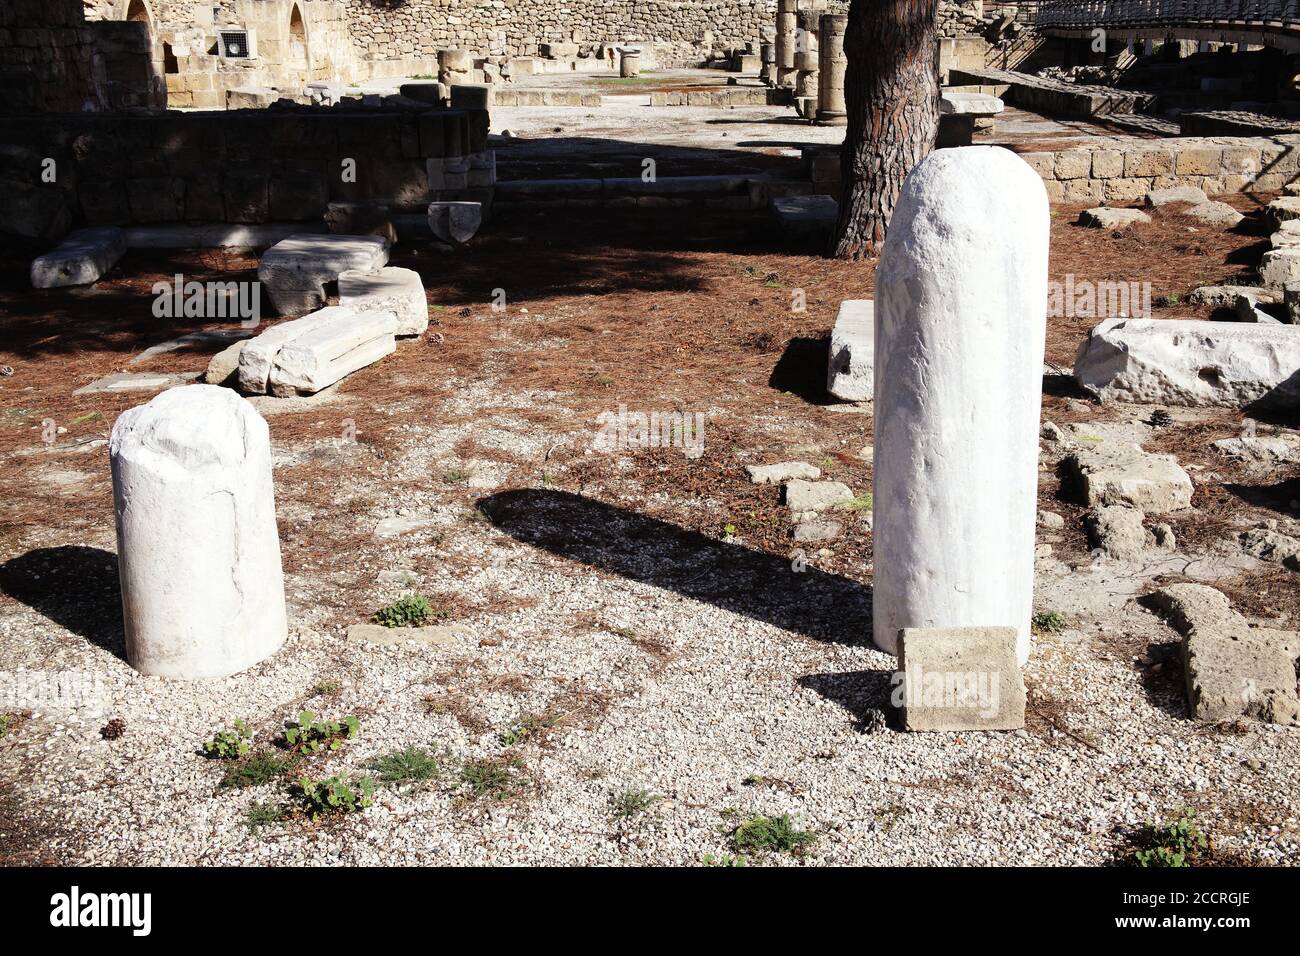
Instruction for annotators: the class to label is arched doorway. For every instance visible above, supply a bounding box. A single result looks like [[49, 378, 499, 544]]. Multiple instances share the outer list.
[[288, 4, 310, 71], [122, 0, 153, 27]]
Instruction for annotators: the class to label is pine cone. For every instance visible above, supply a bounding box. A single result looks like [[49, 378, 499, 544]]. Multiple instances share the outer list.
[[100, 718, 127, 740]]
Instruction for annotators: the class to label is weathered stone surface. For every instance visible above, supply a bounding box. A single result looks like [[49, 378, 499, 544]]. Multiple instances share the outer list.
[[1074, 318, 1300, 410], [109, 385, 287, 679], [792, 517, 843, 542], [745, 461, 820, 484], [31, 227, 126, 288], [324, 202, 397, 246], [1149, 583, 1299, 725], [1239, 526, 1300, 565], [427, 201, 482, 244], [1212, 434, 1300, 465], [346, 623, 467, 647], [1064, 442, 1193, 512], [1078, 207, 1149, 229], [1185, 200, 1244, 226], [205, 340, 246, 386], [784, 479, 854, 511], [1145, 185, 1208, 208], [1084, 505, 1148, 560], [338, 267, 429, 336], [73, 371, 200, 395], [827, 299, 873, 401], [1267, 195, 1300, 229], [896, 626, 1026, 732], [268, 308, 399, 397], [257, 233, 391, 316], [940, 91, 1004, 115], [1260, 248, 1300, 289], [771, 194, 837, 240], [873, 147, 1047, 665], [239, 309, 349, 395], [1189, 285, 1264, 308]]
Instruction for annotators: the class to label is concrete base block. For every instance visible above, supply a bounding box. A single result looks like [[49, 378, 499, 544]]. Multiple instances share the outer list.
[[896, 626, 1026, 731]]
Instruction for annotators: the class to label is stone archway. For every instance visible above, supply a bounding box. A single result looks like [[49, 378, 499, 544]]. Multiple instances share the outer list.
[[119, 0, 154, 29], [288, 3, 311, 71]]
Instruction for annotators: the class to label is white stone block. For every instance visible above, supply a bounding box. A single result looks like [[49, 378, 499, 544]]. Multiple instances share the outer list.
[[939, 92, 1004, 115], [109, 385, 286, 679], [338, 267, 429, 336], [827, 299, 874, 401], [257, 233, 390, 316], [1074, 318, 1300, 409], [268, 308, 398, 396], [31, 228, 126, 288], [873, 146, 1049, 665], [238, 308, 348, 395], [427, 201, 483, 244]]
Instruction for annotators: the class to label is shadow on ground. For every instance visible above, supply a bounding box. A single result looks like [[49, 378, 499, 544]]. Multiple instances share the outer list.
[[476, 488, 871, 646], [0, 546, 125, 662]]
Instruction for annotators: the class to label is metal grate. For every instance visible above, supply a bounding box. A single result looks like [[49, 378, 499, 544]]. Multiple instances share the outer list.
[[219, 30, 251, 58]]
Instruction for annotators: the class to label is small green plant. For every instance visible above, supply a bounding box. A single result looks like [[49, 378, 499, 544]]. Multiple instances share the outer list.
[[373, 593, 434, 628], [203, 719, 253, 759], [220, 751, 299, 789], [610, 787, 659, 820], [701, 853, 747, 867], [443, 468, 470, 483], [368, 747, 443, 784], [243, 801, 285, 833], [722, 522, 738, 537], [1031, 611, 1068, 634], [730, 814, 817, 855], [284, 710, 360, 754], [0, 714, 12, 739], [312, 678, 341, 697], [460, 757, 525, 799], [1135, 810, 1208, 868], [499, 712, 561, 747], [294, 775, 375, 820], [838, 493, 873, 511]]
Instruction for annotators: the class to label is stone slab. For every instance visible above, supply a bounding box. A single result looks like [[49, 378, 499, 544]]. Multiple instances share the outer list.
[[745, 461, 821, 484], [268, 308, 398, 396], [896, 626, 1026, 731], [827, 299, 874, 402], [257, 233, 390, 316], [338, 266, 429, 336], [1075, 318, 1300, 410], [31, 227, 126, 288], [1065, 442, 1193, 512]]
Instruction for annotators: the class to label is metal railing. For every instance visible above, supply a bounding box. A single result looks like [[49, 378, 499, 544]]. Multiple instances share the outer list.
[[1037, 0, 1300, 29]]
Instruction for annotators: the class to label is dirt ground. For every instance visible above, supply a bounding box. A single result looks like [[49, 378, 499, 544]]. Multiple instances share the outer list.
[[0, 184, 1297, 866]]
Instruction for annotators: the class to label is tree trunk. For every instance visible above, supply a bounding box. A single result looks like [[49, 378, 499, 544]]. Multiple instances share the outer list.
[[830, 0, 941, 260]]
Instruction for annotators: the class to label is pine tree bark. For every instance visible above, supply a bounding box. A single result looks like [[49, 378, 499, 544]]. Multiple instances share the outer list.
[[830, 0, 941, 260]]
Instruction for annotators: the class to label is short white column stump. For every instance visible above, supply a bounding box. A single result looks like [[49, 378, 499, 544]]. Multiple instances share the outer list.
[[110, 385, 287, 679], [872, 146, 1049, 665]]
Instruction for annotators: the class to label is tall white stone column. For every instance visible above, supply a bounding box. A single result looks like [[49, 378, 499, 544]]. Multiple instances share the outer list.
[[110, 385, 287, 678], [872, 147, 1049, 665]]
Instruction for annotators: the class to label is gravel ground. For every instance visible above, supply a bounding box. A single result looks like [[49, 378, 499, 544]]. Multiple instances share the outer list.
[[1, 368, 1297, 866]]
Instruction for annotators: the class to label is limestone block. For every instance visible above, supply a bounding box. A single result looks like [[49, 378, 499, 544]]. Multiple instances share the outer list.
[[427, 201, 482, 243], [1091, 149, 1124, 179], [827, 299, 873, 401], [1054, 150, 1092, 180], [338, 266, 428, 336], [873, 147, 1048, 665], [1145, 185, 1207, 208], [1064, 443, 1193, 512], [268, 308, 398, 396], [238, 309, 346, 395], [1074, 318, 1300, 409], [1150, 584, 1299, 725], [784, 479, 854, 511], [1124, 149, 1174, 178], [745, 462, 821, 485], [1260, 248, 1300, 289], [1174, 148, 1222, 177], [256, 233, 390, 316], [896, 627, 1026, 731], [939, 92, 1003, 115], [1078, 207, 1149, 229], [109, 385, 287, 679], [31, 227, 126, 288]]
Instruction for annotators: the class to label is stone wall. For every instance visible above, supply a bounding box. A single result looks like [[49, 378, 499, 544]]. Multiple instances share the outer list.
[[1, 0, 163, 112], [1019, 135, 1300, 203], [1, 107, 489, 241]]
